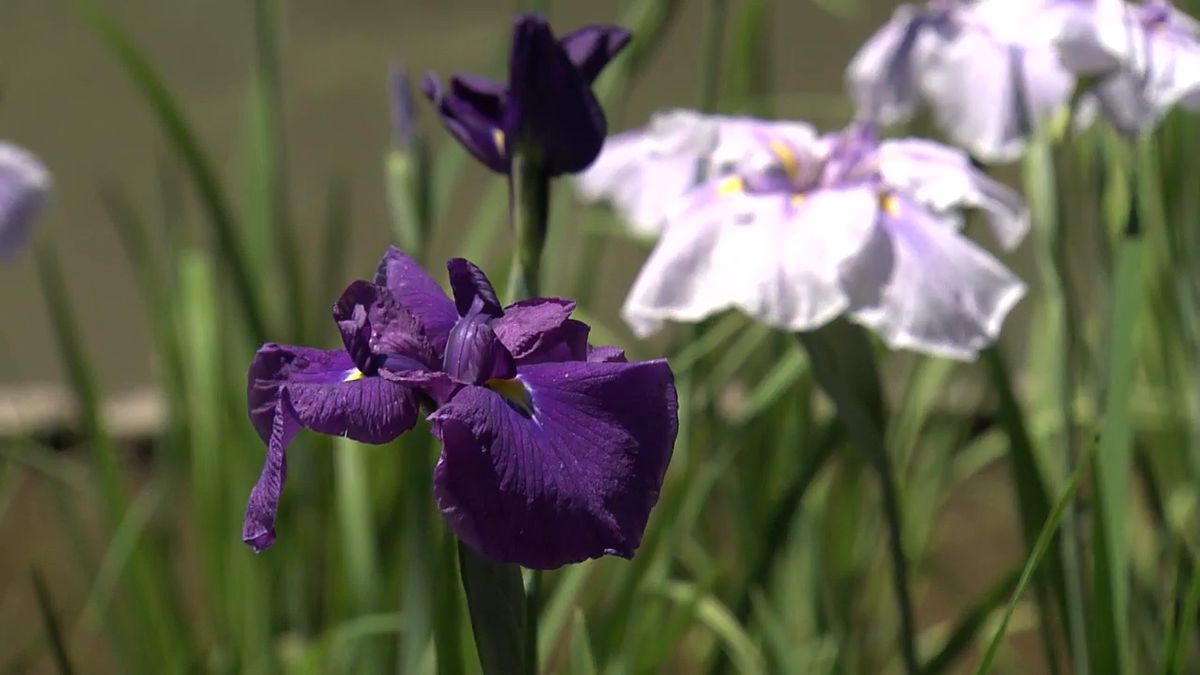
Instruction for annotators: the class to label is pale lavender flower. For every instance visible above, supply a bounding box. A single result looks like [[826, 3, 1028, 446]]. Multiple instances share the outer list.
[[575, 109, 819, 237], [849, 0, 1079, 162], [0, 141, 49, 261], [621, 118, 1029, 360], [1057, 0, 1200, 132]]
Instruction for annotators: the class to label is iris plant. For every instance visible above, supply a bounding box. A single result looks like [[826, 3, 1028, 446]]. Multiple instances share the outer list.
[[849, 0, 1200, 160], [243, 247, 678, 569], [580, 115, 1029, 360], [0, 141, 50, 261]]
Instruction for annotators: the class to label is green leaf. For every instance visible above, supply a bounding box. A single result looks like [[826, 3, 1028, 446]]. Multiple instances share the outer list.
[[1090, 140, 1149, 675], [654, 580, 765, 675], [975, 446, 1093, 675], [568, 609, 599, 675], [458, 543, 529, 675], [32, 568, 74, 675]]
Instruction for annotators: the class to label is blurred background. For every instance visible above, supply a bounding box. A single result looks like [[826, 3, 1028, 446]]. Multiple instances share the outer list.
[[4, 0, 1194, 673]]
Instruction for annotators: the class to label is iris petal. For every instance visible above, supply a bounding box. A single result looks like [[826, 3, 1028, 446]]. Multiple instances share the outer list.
[[506, 13, 607, 175], [243, 344, 421, 550], [849, 195, 1026, 360], [430, 359, 677, 569], [494, 298, 589, 363], [559, 25, 632, 84], [422, 74, 509, 173], [374, 246, 459, 352], [333, 280, 437, 373], [0, 142, 50, 262]]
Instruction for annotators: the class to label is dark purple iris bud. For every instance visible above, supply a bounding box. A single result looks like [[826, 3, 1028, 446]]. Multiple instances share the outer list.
[[243, 246, 678, 569], [422, 13, 631, 176], [389, 64, 419, 150]]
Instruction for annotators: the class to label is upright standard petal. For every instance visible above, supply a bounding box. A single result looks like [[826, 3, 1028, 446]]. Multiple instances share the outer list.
[[505, 13, 607, 175], [0, 142, 50, 262], [430, 359, 677, 569], [621, 185, 880, 337], [847, 4, 931, 124], [560, 25, 632, 84], [243, 343, 422, 550], [849, 195, 1026, 360], [375, 246, 459, 351]]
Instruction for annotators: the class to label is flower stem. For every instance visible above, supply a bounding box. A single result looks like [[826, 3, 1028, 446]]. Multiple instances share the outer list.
[[457, 149, 551, 675], [508, 152, 550, 300], [796, 323, 919, 675]]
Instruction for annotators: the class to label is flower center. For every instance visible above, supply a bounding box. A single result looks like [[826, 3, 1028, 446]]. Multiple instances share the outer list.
[[486, 377, 535, 416]]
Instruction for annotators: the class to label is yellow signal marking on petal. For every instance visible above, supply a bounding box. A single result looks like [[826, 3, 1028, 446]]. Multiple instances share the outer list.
[[492, 128, 506, 153], [486, 377, 534, 415], [768, 139, 800, 180], [881, 194, 901, 216], [344, 368, 365, 382], [717, 176, 744, 196], [790, 193, 806, 208]]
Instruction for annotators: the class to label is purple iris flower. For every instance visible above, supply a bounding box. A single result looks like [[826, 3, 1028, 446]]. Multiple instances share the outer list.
[[616, 117, 1029, 360], [421, 13, 630, 176], [0, 141, 50, 261], [244, 248, 677, 569], [1057, 0, 1200, 132], [848, 0, 1077, 162]]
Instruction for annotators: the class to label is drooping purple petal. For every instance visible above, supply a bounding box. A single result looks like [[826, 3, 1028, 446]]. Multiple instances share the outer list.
[[560, 25, 632, 84], [494, 298, 589, 363], [374, 246, 458, 352], [0, 142, 50, 262], [243, 343, 421, 550], [422, 73, 509, 173], [430, 359, 677, 569], [243, 399, 299, 551], [505, 13, 607, 175], [848, 195, 1026, 360]]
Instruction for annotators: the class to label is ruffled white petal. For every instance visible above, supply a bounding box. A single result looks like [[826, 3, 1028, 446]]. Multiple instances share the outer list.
[[849, 196, 1026, 360], [621, 186, 879, 337], [876, 139, 1030, 249]]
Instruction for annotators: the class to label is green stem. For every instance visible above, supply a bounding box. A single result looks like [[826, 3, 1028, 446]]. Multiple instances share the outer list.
[[796, 325, 919, 675], [458, 149, 550, 675], [508, 153, 550, 300], [458, 543, 531, 675]]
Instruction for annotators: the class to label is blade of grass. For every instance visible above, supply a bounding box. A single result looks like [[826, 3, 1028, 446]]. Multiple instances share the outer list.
[[921, 567, 1020, 675], [1165, 554, 1200, 675], [333, 437, 386, 674], [72, 0, 268, 342], [36, 243, 188, 669], [1091, 139, 1150, 675], [983, 347, 1071, 670], [31, 568, 74, 675], [568, 609, 599, 675], [249, 0, 305, 341], [975, 442, 1094, 675], [797, 324, 919, 675]]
